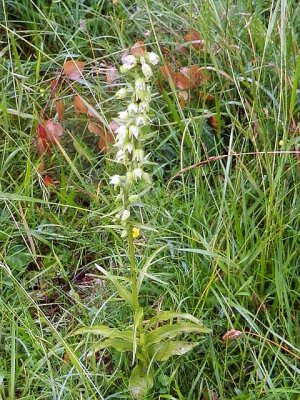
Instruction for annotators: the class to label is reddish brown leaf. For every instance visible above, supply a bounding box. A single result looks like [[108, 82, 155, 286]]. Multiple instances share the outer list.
[[55, 99, 64, 121], [88, 122, 104, 135], [180, 65, 204, 87], [184, 29, 205, 50], [105, 66, 120, 83], [50, 78, 60, 94], [161, 63, 176, 81], [43, 175, 54, 186], [222, 329, 243, 341], [37, 123, 47, 139], [37, 137, 50, 156], [63, 60, 86, 81], [131, 39, 146, 56], [175, 41, 189, 55], [44, 120, 64, 143], [73, 95, 88, 113], [174, 72, 191, 90], [98, 132, 115, 153], [209, 116, 218, 130]]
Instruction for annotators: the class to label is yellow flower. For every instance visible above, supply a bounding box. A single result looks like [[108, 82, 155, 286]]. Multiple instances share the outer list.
[[132, 227, 140, 238]]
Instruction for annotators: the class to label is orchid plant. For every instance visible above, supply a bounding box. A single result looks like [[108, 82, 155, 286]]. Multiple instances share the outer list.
[[75, 43, 210, 398]]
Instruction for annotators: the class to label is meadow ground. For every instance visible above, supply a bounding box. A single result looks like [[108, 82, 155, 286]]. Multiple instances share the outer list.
[[0, 1, 299, 399]]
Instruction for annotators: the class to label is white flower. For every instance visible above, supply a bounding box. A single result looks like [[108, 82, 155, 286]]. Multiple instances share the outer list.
[[141, 63, 152, 80], [109, 175, 121, 186], [135, 77, 146, 91], [147, 52, 160, 65], [127, 102, 139, 114], [133, 168, 143, 179], [121, 55, 137, 70], [115, 88, 127, 99], [132, 149, 145, 162], [139, 101, 150, 113], [118, 110, 129, 120], [116, 149, 125, 162], [121, 209, 130, 221], [115, 124, 128, 136], [124, 143, 133, 153], [129, 125, 139, 138], [136, 115, 146, 126]]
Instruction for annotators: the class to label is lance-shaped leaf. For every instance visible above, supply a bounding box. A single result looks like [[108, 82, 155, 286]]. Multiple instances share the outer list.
[[148, 340, 199, 361], [73, 325, 133, 341], [147, 311, 201, 327], [129, 364, 153, 399], [145, 322, 211, 345], [138, 245, 168, 291], [89, 337, 134, 355], [95, 264, 134, 307]]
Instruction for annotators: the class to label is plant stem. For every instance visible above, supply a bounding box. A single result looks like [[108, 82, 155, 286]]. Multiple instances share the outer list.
[[126, 222, 140, 311]]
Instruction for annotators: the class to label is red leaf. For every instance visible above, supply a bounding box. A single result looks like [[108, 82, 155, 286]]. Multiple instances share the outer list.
[[44, 120, 64, 143], [222, 329, 243, 341], [98, 132, 115, 153], [209, 116, 218, 130], [180, 65, 204, 87], [63, 60, 86, 81], [74, 95, 88, 113], [55, 99, 64, 121], [88, 122, 104, 135], [184, 29, 205, 51], [131, 39, 146, 56], [43, 175, 54, 186], [161, 63, 176, 81], [37, 123, 47, 139], [105, 66, 120, 83], [37, 137, 50, 156]]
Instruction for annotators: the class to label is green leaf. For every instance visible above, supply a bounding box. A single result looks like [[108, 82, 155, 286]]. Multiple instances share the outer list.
[[148, 341, 199, 361], [145, 322, 211, 345], [95, 264, 134, 307], [147, 311, 200, 327], [129, 364, 153, 399], [73, 325, 133, 341], [90, 337, 133, 354]]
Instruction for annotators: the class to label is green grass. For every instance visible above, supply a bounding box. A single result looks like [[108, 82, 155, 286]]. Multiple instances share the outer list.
[[0, 0, 299, 399]]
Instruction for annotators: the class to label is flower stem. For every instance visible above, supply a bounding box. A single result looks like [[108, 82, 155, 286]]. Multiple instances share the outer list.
[[126, 222, 140, 312]]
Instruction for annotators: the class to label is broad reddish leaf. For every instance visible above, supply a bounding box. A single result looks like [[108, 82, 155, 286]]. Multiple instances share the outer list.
[[175, 41, 189, 55], [184, 29, 205, 50], [222, 329, 243, 341], [44, 120, 64, 143], [209, 116, 218, 130], [131, 39, 146, 56], [43, 175, 54, 186], [88, 122, 104, 135], [180, 65, 204, 86], [161, 63, 176, 81], [105, 66, 120, 83], [55, 99, 64, 121], [50, 78, 60, 94], [63, 60, 86, 81], [74, 95, 88, 113], [88, 122, 115, 152], [37, 123, 47, 139], [37, 137, 50, 156], [98, 132, 115, 153], [174, 72, 191, 90]]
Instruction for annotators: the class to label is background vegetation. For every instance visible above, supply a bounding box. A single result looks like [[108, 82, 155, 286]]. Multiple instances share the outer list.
[[0, 0, 299, 399]]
